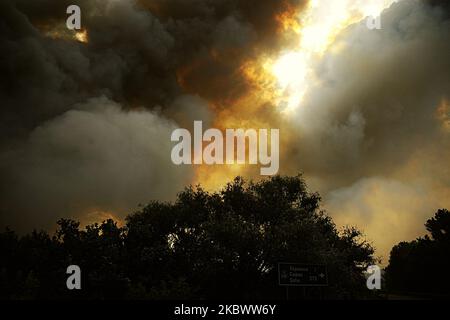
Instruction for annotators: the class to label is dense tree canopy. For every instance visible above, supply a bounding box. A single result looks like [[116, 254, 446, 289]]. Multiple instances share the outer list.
[[386, 209, 450, 296], [0, 175, 376, 299]]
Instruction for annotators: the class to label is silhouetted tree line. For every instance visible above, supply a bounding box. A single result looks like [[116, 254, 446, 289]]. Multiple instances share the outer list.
[[0, 175, 376, 299], [385, 209, 450, 296]]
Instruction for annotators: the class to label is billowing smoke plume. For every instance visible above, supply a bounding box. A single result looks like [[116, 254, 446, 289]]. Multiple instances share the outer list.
[[0, 0, 306, 231], [0, 0, 306, 139], [289, 0, 450, 260], [0, 97, 194, 230]]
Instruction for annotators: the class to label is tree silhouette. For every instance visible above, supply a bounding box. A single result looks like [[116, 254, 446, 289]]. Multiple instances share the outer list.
[[0, 175, 375, 299], [425, 209, 450, 242], [386, 209, 450, 296]]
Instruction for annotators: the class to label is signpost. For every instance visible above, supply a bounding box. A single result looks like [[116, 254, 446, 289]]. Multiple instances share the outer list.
[[278, 263, 328, 300], [278, 263, 328, 286]]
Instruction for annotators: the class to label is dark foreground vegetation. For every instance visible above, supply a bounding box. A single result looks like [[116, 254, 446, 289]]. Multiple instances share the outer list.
[[0, 175, 378, 299], [0, 175, 448, 299], [385, 209, 450, 297]]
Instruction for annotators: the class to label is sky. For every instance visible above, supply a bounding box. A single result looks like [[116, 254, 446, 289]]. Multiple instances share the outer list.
[[0, 0, 449, 262]]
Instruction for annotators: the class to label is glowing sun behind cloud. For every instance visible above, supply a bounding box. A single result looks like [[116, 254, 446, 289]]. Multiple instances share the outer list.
[[271, 0, 398, 112]]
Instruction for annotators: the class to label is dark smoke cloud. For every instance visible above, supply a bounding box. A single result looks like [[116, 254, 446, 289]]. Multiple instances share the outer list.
[[0, 0, 306, 231], [141, 0, 307, 104], [0, 0, 178, 142], [1, 0, 306, 140], [0, 97, 194, 231]]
